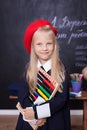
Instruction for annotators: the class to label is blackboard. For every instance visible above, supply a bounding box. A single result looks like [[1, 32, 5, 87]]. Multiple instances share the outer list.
[[0, 0, 87, 109]]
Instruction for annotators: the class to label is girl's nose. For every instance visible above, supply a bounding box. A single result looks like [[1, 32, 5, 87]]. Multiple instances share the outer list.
[[43, 44, 47, 50]]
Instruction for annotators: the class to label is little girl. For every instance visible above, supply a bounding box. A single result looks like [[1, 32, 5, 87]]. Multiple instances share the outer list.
[[16, 19, 71, 130]]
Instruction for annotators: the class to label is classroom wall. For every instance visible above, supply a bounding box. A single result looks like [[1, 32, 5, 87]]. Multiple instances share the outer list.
[[0, 0, 87, 109]]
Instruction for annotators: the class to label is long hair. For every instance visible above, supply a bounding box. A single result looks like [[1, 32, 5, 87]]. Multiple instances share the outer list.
[[26, 25, 65, 94]]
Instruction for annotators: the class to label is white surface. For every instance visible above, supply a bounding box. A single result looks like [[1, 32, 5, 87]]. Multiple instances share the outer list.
[[0, 110, 83, 115]]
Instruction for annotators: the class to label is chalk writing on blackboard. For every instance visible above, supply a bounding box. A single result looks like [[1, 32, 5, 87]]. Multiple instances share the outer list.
[[51, 16, 87, 44], [75, 63, 87, 67], [75, 45, 87, 49], [75, 45, 87, 67], [76, 56, 87, 61]]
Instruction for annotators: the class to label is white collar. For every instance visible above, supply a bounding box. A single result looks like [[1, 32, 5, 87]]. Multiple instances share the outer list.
[[37, 60, 51, 72]]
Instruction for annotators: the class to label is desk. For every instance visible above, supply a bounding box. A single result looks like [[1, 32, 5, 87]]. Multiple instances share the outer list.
[[70, 91, 87, 130]]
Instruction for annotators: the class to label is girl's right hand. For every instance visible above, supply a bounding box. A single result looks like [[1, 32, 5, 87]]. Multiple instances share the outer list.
[[36, 118, 46, 127]]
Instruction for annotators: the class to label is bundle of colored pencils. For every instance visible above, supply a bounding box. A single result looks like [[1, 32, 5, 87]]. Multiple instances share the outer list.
[[70, 73, 83, 82]]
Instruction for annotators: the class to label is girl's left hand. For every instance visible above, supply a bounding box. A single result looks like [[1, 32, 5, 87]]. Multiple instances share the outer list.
[[23, 107, 35, 120]]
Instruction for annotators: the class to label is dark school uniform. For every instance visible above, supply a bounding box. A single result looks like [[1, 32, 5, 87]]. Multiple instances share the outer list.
[[16, 69, 71, 130]]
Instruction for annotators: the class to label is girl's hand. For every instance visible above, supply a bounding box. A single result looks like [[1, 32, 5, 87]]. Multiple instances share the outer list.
[[23, 107, 35, 120], [36, 118, 46, 127]]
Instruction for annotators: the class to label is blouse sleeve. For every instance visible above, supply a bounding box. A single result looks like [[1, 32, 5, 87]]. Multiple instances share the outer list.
[[17, 79, 31, 108]]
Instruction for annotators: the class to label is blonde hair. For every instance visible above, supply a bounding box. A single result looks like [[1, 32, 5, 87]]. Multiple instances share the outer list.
[[26, 26, 65, 94]]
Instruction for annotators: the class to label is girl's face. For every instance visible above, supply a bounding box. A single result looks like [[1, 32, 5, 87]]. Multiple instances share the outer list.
[[32, 31, 55, 64]]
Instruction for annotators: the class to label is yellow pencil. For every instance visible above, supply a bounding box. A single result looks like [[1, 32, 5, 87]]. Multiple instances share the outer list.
[[36, 88, 48, 101]]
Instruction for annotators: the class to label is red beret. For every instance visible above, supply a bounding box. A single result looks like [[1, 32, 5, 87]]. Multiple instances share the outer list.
[[24, 19, 58, 53]]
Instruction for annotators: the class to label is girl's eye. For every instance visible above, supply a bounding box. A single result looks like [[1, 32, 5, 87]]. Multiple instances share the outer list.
[[47, 42, 53, 45], [36, 43, 42, 45]]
